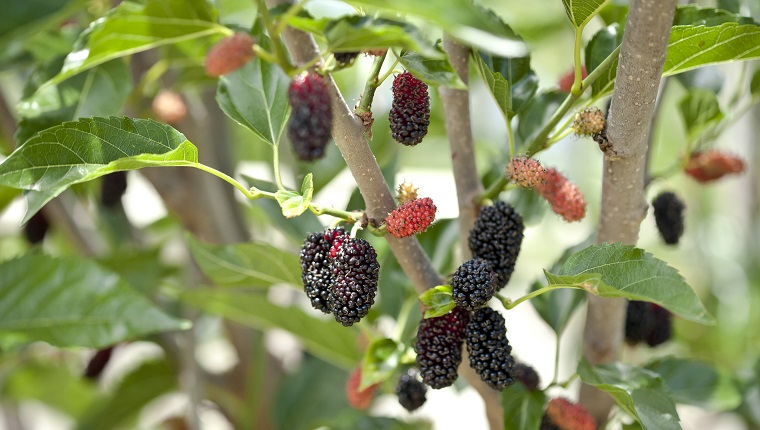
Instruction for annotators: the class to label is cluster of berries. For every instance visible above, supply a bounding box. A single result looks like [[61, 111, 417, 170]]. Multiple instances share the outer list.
[[299, 227, 380, 326], [507, 157, 587, 223], [415, 202, 526, 391]]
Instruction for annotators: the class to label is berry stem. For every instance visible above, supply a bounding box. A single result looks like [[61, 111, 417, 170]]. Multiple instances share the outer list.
[[570, 27, 584, 96], [506, 115, 516, 159], [377, 55, 400, 87], [252, 44, 279, 65], [546, 127, 573, 145], [271, 145, 285, 190], [552, 335, 561, 385], [309, 204, 362, 222], [525, 45, 621, 157], [355, 51, 388, 117]]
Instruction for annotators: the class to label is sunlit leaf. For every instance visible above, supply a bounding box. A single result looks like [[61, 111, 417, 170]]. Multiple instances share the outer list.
[[561, 0, 609, 29]]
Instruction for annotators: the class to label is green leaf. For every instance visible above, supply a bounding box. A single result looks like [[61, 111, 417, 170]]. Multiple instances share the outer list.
[[544, 243, 713, 324], [678, 89, 723, 139], [180, 289, 361, 368], [647, 358, 741, 410], [97, 249, 173, 295], [16, 59, 132, 146], [598, 3, 628, 28], [187, 234, 301, 287], [360, 338, 401, 390], [0, 254, 190, 348], [0, 116, 198, 222], [515, 91, 566, 152], [530, 281, 586, 335], [586, 24, 622, 97], [75, 360, 175, 430], [324, 16, 442, 59], [502, 382, 547, 430], [663, 23, 760, 77], [473, 50, 538, 120], [751, 69, 760, 97], [48, 0, 226, 86], [673, 5, 756, 26], [397, 48, 466, 89], [216, 43, 291, 145], [418, 285, 455, 318], [341, 0, 525, 57], [275, 173, 314, 218], [562, 0, 609, 29], [578, 359, 681, 430], [2, 360, 97, 418], [0, 0, 82, 64]]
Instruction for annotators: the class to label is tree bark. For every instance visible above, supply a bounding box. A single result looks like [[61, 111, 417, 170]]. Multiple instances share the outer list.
[[580, 0, 677, 424]]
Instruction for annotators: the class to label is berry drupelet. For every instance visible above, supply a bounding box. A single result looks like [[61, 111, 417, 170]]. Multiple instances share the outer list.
[[468, 201, 525, 288]]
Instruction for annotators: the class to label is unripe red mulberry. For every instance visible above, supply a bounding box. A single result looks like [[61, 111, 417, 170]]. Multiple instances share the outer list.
[[451, 258, 498, 311], [204, 33, 255, 77], [395, 369, 427, 412], [536, 168, 586, 222], [506, 157, 547, 188], [465, 307, 516, 391], [389, 72, 430, 146], [468, 201, 524, 288], [540, 398, 597, 430], [652, 191, 685, 245], [346, 366, 378, 410], [572, 106, 606, 137], [300, 227, 345, 313], [685, 150, 745, 183], [414, 307, 469, 389], [328, 237, 380, 326], [385, 197, 436, 238], [288, 73, 333, 162], [558, 65, 587, 93]]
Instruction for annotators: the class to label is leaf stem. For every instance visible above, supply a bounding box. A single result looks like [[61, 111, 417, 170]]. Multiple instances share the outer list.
[[496, 285, 562, 310], [190, 163, 272, 199], [526, 45, 621, 157], [571, 27, 584, 96], [355, 52, 388, 116], [552, 335, 561, 385], [255, 0, 295, 76], [506, 116, 516, 159], [272, 145, 285, 190]]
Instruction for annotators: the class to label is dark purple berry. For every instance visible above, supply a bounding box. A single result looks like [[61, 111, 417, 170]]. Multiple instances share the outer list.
[[625, 300, 673, 347], [465, 307, 515, 391], [299, 228, 345, 313], [389, 72, 430, 146], [24, 211, 50, 244], [414, 307, 469, 389], [101, 171, 128, 208], [652, 191, 685, 245], [452, 258, 498, 311], [395, 369, 427, 412], [334, 51, 359, 66], [327, 237, 380, 326], [288, 73, 333, 162], [513, 362, 541, 391], [468, 201, 524, 288]]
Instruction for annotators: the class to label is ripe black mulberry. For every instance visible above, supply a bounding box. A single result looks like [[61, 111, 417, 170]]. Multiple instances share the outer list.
[[24, 211, 49, 244], [299, 227, 345, 313], [625, 300, 673, 347], [451, 258, 498, 311], [414, 307, 469, 389], [389, 72, 430, 146], [465, 307, 515, 391], [288, 73, 333, 162], [395, 369, 427, 412], [468, 201, 524, 288], [513, 362, 541, 391], [652, 191, 685, 245], [327, 237, 380, 326], [101, 171, 128, 208]]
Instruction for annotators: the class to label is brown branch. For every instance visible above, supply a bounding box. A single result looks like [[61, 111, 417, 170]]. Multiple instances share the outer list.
[[440, 37, 503, 430], [580, 0, 677, 424]]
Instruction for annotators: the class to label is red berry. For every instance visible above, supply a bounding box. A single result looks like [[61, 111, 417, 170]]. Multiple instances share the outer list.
[[389, 72, 430, 146], [204, 33, 255, 77], [346, 367, 377, 410], [536, 168, 586, 222], [684, 150, 745, 183], [288, 73, 333, 162], [385, 197, 437, 238], [558, 65, 587, 93], [541, 398, 597, 430], [506, 157, 547, 188]]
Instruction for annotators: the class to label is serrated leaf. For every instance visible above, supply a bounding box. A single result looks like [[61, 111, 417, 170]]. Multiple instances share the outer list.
[[586, 24, 622, 97], [216, 40, 290, 145], [664, 23, 760, 77], [543, 243, 714, 324], [75, 360, 175, 430], [473, 50, 538, 120], [0, 254, 190, 348], [678, 89, 723, 139], [647, 358, 741, 410], [341, 0, 525, 57], [16, 59, 132, 147], [578, 359, 681, 430], [562, 0, 609, 29], [419, 285, 454, 318], [0, 116, 198, 222], [180, 289, 361, 368], [325, 16, 442, 59], [398, 48, 466, 89], [187, 234, 300, 287], [360, 338, 401, 390], [502, 382, 547, 430], [47, 0, 226, 85]]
